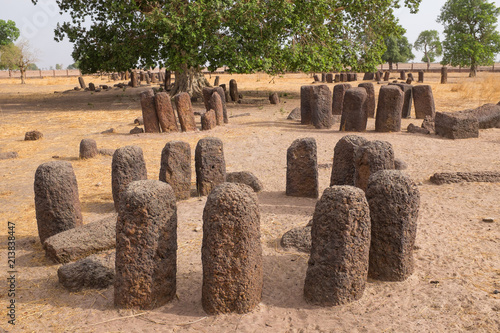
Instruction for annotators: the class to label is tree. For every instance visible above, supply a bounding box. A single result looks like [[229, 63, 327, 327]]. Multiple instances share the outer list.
[[438, 0, 500, 77], [414, 30, 442, 70], [67, 62, 79, 70], [381, 35, 415, 70], [55, 63, 63, 70], [32, 0, 422, 97], [0, 40, 39, 84], [0, 20, 20, 46]]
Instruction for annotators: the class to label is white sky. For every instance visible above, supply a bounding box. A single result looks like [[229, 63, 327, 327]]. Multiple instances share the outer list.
[[1, 0, 500, 69]]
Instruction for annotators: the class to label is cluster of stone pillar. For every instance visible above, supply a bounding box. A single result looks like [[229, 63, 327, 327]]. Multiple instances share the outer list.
[[140, 89, 181, 133], [319, 72, 357, 83], [202, 86, 228, 125]]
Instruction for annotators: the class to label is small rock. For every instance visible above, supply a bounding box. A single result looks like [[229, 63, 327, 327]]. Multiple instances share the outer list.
[[95, 182, 102, 187], [394, 158, 408, 170], [482, 217, 495, 223], [130, 126, 144, 134], [493, 290, 499, 294], [25, 130, 43, 141], [225, 171, 263, 192], [98, 148, 115, 156], [0, 152, 18, 160], [101, 128, 116, 134], [430, 280, 440, 285], [280, 226, 312, 253], [134, 117, 144, 125]]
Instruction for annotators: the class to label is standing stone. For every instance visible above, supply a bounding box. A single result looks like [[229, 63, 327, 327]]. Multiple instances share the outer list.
[[140, 89, 160, 133], [174, 92, 197, 132], [304, 186, 371, 306], [407, 73, 414, 82], [154, 92, 179, 132], [354, 140, 395, 192], [151, 72, 158, 83], [229, 79, 239, 102], [389, 83, 413, 118], [195, 137, 226, 196], [300, 85, 333, 128], [313, 74, 320, 82], [139, 71, 146, 82], [441, 66, 448, 84], [201, 110, 217, 130], [124, 71, 129, 80], [203, 87, 228, 124], [366, 170, 420, 281], [340, 73, 348, 82], [332, 83, 352, 115], [34, 161, 83, 244], [363, 72, 374, 80], [144, 72, 151, 84], [78, 76, 86, 89], [400, 70, 406, 80], [330, 135, 369, 186], [418, 71, 424, 83], [326, 73, 334, 83], [358, 82, 375, 118], [375, 85, 403, 132], [114, 180, 177, 309], [213, 76, 220, 86], [413, 85, 436, 119], [202, 183, 262, 314], [334, 74, 340, 83], [88, 82, 95, 91], [111, 146, 148, 211], [339, 87, 368, 132], [79, 138, 98, 159], [159, 141, 191, 200], [165, 71, 172, 87], [286, 138, 318, 198], [130, 71, 138, 87], [321, 73, 326, 82], [208, 92, 224, 125], [383, 71, 390, 81], [375, 71, 381, 82], [269, 92, 280, 104]]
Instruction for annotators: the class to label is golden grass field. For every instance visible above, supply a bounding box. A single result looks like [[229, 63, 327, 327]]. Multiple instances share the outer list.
[[0, 71, 499, 332]]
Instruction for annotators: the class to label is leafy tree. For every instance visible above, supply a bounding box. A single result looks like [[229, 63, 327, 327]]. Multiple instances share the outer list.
[[27, 63, 39, 70], [381, 35, 415, 70], [0, 20, 20, 46], [414, 30, 442, 70], [438, 0, 500, 77], [67, 61, 79, 69], [32, 0, 422, 97], [0, 40, 39, 84], [55, 63, 63, 70]]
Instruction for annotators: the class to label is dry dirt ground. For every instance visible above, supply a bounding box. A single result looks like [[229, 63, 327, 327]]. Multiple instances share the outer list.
[[0, 72, 499, 332]]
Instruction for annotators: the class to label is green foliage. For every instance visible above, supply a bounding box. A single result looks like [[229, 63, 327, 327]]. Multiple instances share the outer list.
[[31, 0, 422, 75], [0, 20, 20, 46], [27, 63, 39, 70], [67, 61, 79, 69], [0, 40, 39, 83], [414, 30, 442, 69], [381, 35, 415, 68], [55, 63, 63, 70], [438, 0, 500, 76]]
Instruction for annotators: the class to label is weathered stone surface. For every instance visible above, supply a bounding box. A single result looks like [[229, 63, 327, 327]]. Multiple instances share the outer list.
[[339, 87, 368, 132], [375, 71, 381, 82], [358, 83, 375, 118], [332, 83, 351, 115], [130, 72, 138, 87], [300, 85, 333, 128], [389, 83, 413, 118], [326, 73, 334, 83], [334, 74, 340, 83], [400, 70, 406, 80], [383, 71, 390, 81], [140, 89, 160, 133], [195, 137, 226, 196], [366, 170, 419, 281], [363, 72, 374, 80], [286, 138, 318, 198], [225, 171, 263, 192], [155, 92, 178, 132], [89, 82, 95, 91], [441, 66, 448, 84], [0, 151, 18, 159], [101, 128, 116, 134], [111, 146, 148, 211], [174, 92, 197, 132], [287, 107, 301, 120], [44, 214, 116, 263], [98, 148, 115, 156], [78, 76, 86, 89], [203, 86, 228, 124], [201, 109, 217, 131], [354, 141, 395, 191], [304, 186, 371, 306], [430, 171, 500, 184], [58, 250, 115, 292], [281, 226, 311, 253], [330, 135, 369, 186], [418, 71, 424, 83], [229, 79, 239, 102], [208, 92, 224, 125], [422, 116, 435, 133], [300, 85, 313, 125], [79, 138, 98, 159], [34, 161, 83, 244], [407, 123, 430, 134], [159, 141, 191, 201], [394, 158, 408, 170], [214, 76, 219, 86], [25, 130, 43, 141], [413, 85, 435, 119], [313, 74, 320, 82], [460, 103, 500, 129], [202, 183, 262, 314], [269, 92, 280, 104], [321, 73, 326, 82], [115, 180, 177, 309], [130, 126, 144, 134], [435, 111, 479, 139], [375, 85, 403, 132], [340, 73, 348, 82]]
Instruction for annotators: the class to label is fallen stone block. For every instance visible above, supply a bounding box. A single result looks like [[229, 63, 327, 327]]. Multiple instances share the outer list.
[[430, 171, 500, 185], [225, 171, 263, 192], [435, 111, 479, 139]]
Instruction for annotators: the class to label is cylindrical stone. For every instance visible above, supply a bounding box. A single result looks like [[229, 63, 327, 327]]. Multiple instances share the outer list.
[[400, 70, 406, 80], [78, 76, 86, 89], [195, 137, 226, 196], [375, 71, 381, 82], [340, 87, 368, 132], [174, 92, 197, 132], [203, 87, 228, 124], [341, 73, 348, 82], [332, 83, 352, 116], [140, 89, 160, 133], [208, 92, 224, 126], [130, 71, 138, 87], [286, 138, 318, 198], [201, 110, 217, 130], [363, 72, 374, 80], [304, 186, 371, 306], [313, 74, 320, 82], [34, 161, 83, 244], [358, 82, 376, 118], [334, 74, 340, 83], [326, 73, 334, 83], [383, 71, 390, 81], [229, 79, 238, 102], [389, 83, 413, 118], [159, 141, 191, 201], [300, 85, 333, 128], [354, 140, 395, 192], [214, 76, 220, 86], [269, 92, 280, 104], [114, 180, 177, 309], [111, 146, 148, 211], [413, 85, 436, 119], [321, 73, 326, 82], [79, 138, 98, 159], [418, 71, 424, 83], [441, 66, 447, 84], [202, 183, 262, 314], [155, 92, 178, 132], [330, 135, 369, 186], [375, 85, 403, 132], [165, 71, 172, 87], [366, 170, 420, 281], [88, 82, 95, 91], [144, 72, 151, 84]]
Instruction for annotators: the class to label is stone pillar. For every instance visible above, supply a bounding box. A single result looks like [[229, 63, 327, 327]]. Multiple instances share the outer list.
[[159, 141, 191, 201], [400, 70, 406, 80], [330, 135, 369, 186], [332, 83, 351, 116], [375, 71, 381, 82], [144, 72, 151, 84], [114, 180, 177, 309], [88, 82, 95, 91], [165, 70, 172, 87], [321, 73, 326, 82], [202, 87, 228, 124], [413, 85, 436, 119], [229, 79, 238, 102], [334, 74, 340, 83], [34, 161, 83, 243], [418, 71, 424, 83], [363, 72, 374, 80], [140, 89, 160, 133], [174, 92, 197, 132], [326, 73, 334, 83], [304, 186, 370, 306], [441, 66, 448, 84], [79, 139, 98, 159], [340, 73, 348, 82], [130, 71, 138, 87], [202, 183, 262, 314], [124, 71, 129, 80], [375, 85, 403, 132], [286, 138, 318, 198], [195, 137, 226, 196], [300, 85, 333, 128], [208, 92, 224, 125], [366, 170, 420, 281], [111, 146, 148, 211], [214, 76, 220, 86], [78, 76, 86, 89], [383, 71, 390, 81], [313, 74, 319, 82], [339, 87, 368, 132], [154, 92, 179, 132], [201, 110, 217, 130], [269, 92, 280, 105], [354, 140, 395, 192], [389, 83, 413, 118], [358, 82, 376, 118]]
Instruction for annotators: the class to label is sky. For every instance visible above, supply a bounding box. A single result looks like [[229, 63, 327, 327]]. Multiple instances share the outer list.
[[1, 0, 500, 69]]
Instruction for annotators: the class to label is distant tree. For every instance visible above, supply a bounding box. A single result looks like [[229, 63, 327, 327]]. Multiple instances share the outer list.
[[0, 20, 20, 46], [438, 0, 500, 77], [414, 30, 443, 70], [0, 40, 39, 84], [27, 63, 39, 70], [382, 35, 415, 70], [67, 61, 79, 70], [55, 63, 63, 70]]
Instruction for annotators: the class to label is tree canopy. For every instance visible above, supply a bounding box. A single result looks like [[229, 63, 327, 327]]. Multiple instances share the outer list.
[[438, 0, 500, 77], [0, 19, 20, 46], [381, 35, 415, 70], [414, 30, 442, 69], [0, 40, 39, 84]]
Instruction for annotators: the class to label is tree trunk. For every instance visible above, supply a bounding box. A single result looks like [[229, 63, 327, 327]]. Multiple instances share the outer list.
[[426, 54, 431, 71], [20, 68, 26, 84], [388, 61, 393, 71], [469, 63, 477, 77], [170, 66, 211, 98]]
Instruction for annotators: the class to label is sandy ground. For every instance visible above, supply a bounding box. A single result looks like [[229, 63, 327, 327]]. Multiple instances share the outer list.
[[0, 72, 499, 332]]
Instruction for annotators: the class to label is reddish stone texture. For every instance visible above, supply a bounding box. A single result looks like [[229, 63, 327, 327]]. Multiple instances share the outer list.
[[140, 89, 160, 133], [155, 92, 178, 133], [339, 87, 368, 132], [229, 79, 239, 102], [174, 92, 197, 132], [208, 92, 224, 125], [79, 138, 98, 159], [375, 85, 403, 132], [159, 141, 191, 200], [358, 82, 375, 118], [201, 110, 217, 131], [130, 72, 138, 87], [286, 138, 318, 198], [195, 137, 226, 196], [332, 83, 352, 116], [330, 135, 369, 186], [413, 85, 436, 119], [354, 140, 395, 192]]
